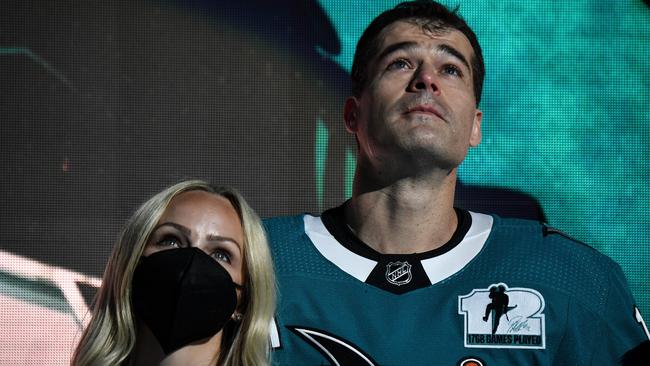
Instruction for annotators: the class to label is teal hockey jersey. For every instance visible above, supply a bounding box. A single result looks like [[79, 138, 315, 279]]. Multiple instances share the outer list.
[[264, 206, 649, 366]]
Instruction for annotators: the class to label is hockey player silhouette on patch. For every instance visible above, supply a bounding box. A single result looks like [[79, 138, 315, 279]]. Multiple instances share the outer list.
[[483, 285, 517, 334]]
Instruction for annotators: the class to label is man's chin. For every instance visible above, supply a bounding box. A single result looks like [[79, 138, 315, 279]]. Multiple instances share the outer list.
[[395, 143, 464, 168]]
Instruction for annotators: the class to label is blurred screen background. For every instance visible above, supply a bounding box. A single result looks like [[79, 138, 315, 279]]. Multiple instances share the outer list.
[[1, 0, 648, 363]]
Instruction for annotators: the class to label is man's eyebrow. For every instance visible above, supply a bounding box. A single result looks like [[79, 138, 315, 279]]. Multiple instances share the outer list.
[[376, 41, 418, 64], [438, 44, 471, 71], [375, 41, 471, 71], [153, 222, 191, 236]]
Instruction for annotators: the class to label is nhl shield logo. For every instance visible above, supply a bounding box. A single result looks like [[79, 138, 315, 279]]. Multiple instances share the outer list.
[[385, 261, 412, 286]]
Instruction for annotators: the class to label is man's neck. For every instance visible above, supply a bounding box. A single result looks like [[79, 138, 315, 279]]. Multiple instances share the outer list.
[[345, 167, 458, 254]]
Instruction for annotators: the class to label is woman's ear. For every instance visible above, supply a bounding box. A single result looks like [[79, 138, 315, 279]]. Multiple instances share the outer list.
[[232, 283, 247, 321], [231, 311, 243, 322]]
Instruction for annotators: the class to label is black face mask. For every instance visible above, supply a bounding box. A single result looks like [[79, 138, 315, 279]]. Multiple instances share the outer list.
[[132, 247, 239, 355]]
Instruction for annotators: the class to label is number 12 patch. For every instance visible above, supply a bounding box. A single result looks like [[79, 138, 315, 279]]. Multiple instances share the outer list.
[[458, 283, 546, 349]]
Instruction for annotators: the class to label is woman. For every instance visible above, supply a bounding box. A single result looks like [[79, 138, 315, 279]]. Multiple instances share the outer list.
[[72, 180, 275, 365]]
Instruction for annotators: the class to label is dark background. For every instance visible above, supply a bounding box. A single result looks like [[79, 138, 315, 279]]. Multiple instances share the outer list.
[[0, 1, 648, 363]]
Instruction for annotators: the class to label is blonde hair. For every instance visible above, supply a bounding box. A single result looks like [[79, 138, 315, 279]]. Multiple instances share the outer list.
[[72, 180, 275, 366]]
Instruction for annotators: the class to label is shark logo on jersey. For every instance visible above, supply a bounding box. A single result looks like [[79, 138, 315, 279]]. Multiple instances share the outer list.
[[287, 326, 378, 366], [458, 283, 546, 349], [385, 261, 412, 286]]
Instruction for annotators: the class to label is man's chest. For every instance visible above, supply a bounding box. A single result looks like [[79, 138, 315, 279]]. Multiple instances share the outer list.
[[271, 275, 567, 366]]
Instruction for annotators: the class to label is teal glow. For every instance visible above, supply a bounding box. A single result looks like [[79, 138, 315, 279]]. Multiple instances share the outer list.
[[345, 146, 356, 199], [316, 118, 330, 209], [318, 0, 650, 316], [317, 1, 402, 72]]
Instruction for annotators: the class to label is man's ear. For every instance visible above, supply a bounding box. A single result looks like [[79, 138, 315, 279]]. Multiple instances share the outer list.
[[344, 96, 360, 133], [469, 108, 482, 147]]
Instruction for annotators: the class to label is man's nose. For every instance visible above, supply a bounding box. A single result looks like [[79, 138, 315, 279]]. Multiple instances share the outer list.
[[407, 64, 440, 94]]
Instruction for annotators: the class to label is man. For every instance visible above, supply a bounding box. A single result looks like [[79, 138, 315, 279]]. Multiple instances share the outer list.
[[264, 1, 649, 364]]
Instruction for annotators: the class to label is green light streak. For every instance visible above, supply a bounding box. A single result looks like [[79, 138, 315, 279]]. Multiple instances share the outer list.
[[0, 47, 74, 90], [345, 147, 356, 199], [315, 118, 329, 209]]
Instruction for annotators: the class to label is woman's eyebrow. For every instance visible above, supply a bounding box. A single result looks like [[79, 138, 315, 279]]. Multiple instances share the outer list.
[[207, 234, 241, 250], [152, 222, 191, 236]]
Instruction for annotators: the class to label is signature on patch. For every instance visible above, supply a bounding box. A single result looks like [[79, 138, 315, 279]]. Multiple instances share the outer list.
[[508, 316, 532, 333]]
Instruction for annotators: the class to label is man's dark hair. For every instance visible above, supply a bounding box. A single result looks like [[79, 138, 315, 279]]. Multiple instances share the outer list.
[[351, 0, 484, 105]]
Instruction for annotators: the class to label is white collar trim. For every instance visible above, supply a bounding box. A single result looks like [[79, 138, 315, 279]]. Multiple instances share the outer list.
[[304, 214, 377, 282], [420, 211, 493, 284], [303, 211, 493, 284]]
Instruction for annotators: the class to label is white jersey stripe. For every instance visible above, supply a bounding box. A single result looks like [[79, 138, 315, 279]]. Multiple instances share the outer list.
[[304, 211, 493, 285], [304, 215, 377, 282], [421, 212, 493, 284]]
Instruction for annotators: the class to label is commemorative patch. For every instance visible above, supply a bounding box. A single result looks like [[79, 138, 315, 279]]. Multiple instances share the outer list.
[[458, 283, 546, 349]]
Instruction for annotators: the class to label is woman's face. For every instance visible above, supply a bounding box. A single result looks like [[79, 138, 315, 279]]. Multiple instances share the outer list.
[[143, 190, 245, 286]]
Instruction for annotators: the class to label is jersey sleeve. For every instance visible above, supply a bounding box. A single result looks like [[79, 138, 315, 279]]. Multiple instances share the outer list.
[[588, 261, 649, 365]]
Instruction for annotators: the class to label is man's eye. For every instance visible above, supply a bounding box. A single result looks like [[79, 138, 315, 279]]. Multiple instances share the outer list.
[[157, 235, 182, 248], [442, 64, 462, 77], [386, 59, 411, 70], [211, 250, 231, 263]]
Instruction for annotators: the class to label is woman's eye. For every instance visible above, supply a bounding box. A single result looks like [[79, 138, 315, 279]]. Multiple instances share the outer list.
[[442, 64, 462, 77], [211, 250, 231, 263], [157, 236, 182, 248], [386, 59, 411, 71]]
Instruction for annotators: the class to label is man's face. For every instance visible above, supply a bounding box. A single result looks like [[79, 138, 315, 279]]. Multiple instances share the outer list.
[[345, 20, 482, 171]]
